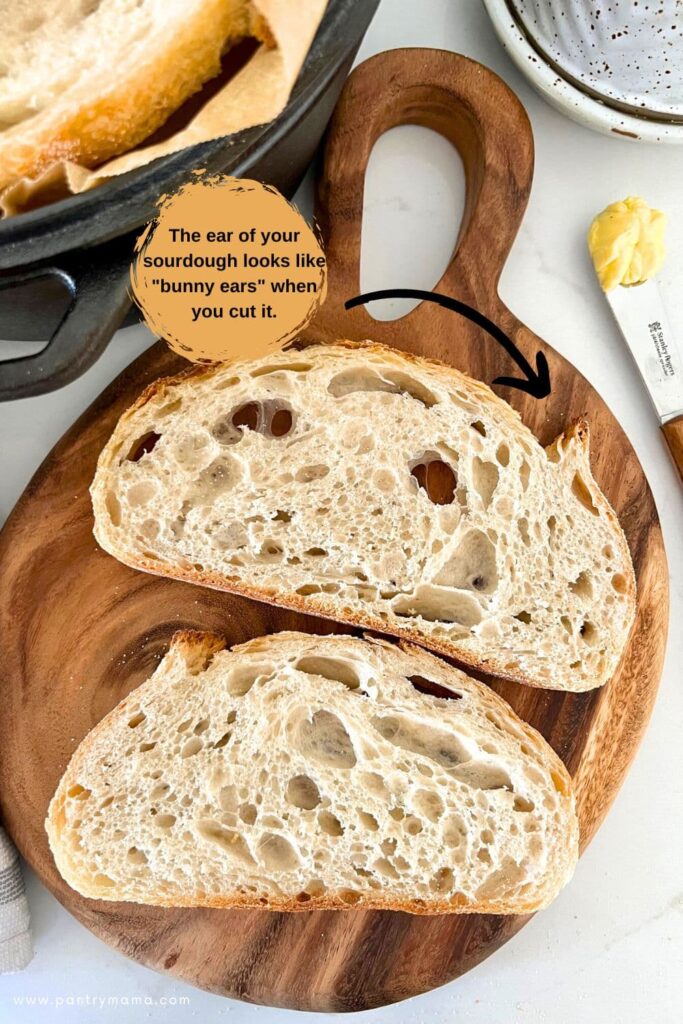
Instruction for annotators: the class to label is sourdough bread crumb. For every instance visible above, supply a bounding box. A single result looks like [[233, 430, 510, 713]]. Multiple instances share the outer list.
[[91, 341, 636, 692], [46, 631, 578, 913]]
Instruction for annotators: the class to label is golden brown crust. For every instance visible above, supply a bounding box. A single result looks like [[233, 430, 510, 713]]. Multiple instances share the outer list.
[[68, 886, 549, 916], [0, 2, 269, 190]]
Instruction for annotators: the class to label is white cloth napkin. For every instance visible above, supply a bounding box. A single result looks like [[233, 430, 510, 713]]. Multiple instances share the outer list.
[[0, 828, 32, 972]]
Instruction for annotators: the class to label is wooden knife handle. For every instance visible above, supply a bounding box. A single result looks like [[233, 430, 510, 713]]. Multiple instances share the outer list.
[[662, 415, 683, 481]]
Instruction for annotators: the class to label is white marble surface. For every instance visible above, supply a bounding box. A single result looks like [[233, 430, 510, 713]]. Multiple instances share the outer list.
[[1, 1, 682, 1021]]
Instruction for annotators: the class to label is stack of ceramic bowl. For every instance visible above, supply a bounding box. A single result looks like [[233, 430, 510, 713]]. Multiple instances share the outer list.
[[484, 0, 683, 142]]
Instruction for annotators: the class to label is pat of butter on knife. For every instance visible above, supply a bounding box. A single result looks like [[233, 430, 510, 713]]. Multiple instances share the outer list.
[[589, 196, 683, 482]]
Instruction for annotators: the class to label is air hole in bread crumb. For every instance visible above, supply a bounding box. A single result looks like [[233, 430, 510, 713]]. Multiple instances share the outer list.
[[392, 585, 482, 626], [570, 571, 593, 600], [155, 814, 176, 830], [295, 656, 360, 690], [514, 611, 532, 625], [307, 879, 327, 897], [360, 772, 388, 798], [519, 460, 531, 491], [92, 873, 116, 888], [433, 529, 498, 593], [180, 737, 203, 758], [471, 421, 487, 437], [612, 573, 628, 594], [128, 712, 146, 729], [105, 491, 121, 526], [496, 443, 510, 467], [213, 375, 240, 391], [561, 615, 572, 634], [571, 473, 600, 516], [372, 714, 468, 767], [431, 867, 454, 893], [472, 457, 499, 508], [213, 731, 232, 749], [239, 803, 258, 825], [271, 409, 293, 437], [197, 820, 255, 863], [195, 456, 238, 498], [297, 711, 357, 769], [259, 541, 283, 560], [251, 361, 313, 377], [412, 789, 443, 822], [296, 464, 329, 483], [126, 847, 147, 865], [339, 889, 361, 905], [139, 518, 159, 541], [579, 620, 598, 646], [139, 742, 156, 753], [232, 402, 259, 431], [211, 414, 241, 445], [286, 775, 321, 810], [318, 810, 343, 837], [358, 811, 379, 831], [518, 518, 531, 547], [407, 674, 460, 698], [126, 431, 161, 462], [410, 456, 457, 505], [374, 857, 399, 879], [443, 816, 466, 847], [67, 784, 90, 800]]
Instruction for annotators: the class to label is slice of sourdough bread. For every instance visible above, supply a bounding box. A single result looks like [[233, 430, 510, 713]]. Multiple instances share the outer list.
[[46, 631, 578, 913], [0, 0, 269, 189], [91, 341, 636, 692]]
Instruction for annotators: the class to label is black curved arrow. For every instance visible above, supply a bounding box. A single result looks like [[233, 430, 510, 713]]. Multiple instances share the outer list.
[[344, 288, 551, 399]]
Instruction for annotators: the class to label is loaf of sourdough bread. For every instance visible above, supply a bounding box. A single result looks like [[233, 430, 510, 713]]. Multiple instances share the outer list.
[[0, 0, 269, 189], [46, 631, 578, 913], [91, 341, 636, 692]]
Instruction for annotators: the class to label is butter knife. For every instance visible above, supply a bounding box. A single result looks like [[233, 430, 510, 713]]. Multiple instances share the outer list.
[[604, 278, 683, 482]]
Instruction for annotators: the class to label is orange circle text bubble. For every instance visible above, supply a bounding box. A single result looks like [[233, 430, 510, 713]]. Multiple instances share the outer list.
[[130, 174, 327, 362]]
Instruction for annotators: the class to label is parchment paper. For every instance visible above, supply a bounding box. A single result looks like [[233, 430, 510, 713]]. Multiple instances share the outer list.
[[0, 0, 327, 217]]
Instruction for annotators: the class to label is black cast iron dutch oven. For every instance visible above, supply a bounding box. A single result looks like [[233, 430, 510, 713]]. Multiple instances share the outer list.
[[0, 0, 379, 401]]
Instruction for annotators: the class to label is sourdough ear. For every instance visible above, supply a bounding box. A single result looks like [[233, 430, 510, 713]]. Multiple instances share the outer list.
[[545, 418, 591, 466], [546, 418, 605, 511], [166, 630, 227, 675]]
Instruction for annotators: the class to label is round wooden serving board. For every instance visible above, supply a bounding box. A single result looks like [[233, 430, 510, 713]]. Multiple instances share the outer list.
[[0, 51, 668, 1012]]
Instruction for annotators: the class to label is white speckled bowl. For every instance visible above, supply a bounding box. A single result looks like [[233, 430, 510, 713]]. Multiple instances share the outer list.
[[483, 0, 683, 143]]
